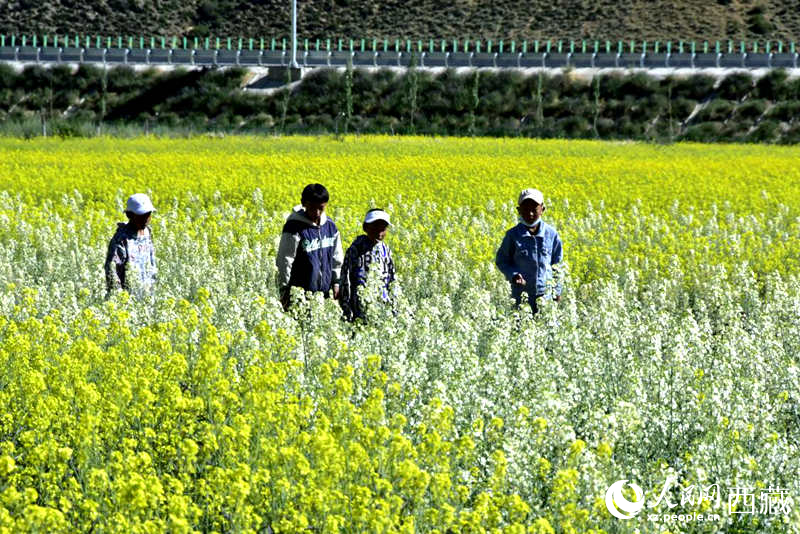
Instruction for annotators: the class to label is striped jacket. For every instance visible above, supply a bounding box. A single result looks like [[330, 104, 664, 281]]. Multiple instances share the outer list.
[[339, 235, 395, 321]]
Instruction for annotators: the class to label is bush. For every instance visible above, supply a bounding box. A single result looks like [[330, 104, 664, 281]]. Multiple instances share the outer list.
[[717, 73, 753, 101], [694, 99, 734, 122], [670, 75, 715, 101], [755, 69, 790, 100], [747, 119, 781, 143], [748, 13, 773, 34], [767, 101, 800, 122], [681, 121, 724, 142], [733, 99, 768, 121]]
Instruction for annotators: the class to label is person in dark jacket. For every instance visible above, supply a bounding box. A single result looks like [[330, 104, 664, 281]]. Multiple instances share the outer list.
[[339, 208, 395, 321], [276, 184, 344, 309]]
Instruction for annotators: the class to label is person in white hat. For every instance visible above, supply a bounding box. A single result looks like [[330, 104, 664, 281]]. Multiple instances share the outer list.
[[495, 188, 563, 313], [105, 193, 157, 296], [339, 208, 396, 321]]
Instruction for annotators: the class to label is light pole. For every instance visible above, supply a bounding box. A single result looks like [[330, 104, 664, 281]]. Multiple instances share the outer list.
[[291, 0, 299, 68]]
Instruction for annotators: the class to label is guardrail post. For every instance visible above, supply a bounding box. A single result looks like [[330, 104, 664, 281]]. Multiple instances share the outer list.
[[665, 41, 671, 67], [476, 40, 481, 53], [641, 41, 646, 67], [557, 40, 562, 53], [522, 40, 527, 54], [499, 40, 504, 54], [487, 39, 492, 53]]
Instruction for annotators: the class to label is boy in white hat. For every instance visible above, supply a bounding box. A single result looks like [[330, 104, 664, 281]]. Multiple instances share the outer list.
[[105, 193, 157, 295], [495, 188, 563, 313], [339, 208, 396, 321]]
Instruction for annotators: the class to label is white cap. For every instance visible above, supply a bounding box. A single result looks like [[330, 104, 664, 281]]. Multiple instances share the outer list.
[[363, 209, 391, 226], [518, 188, 544, 206], [125, 193, 155, 215]]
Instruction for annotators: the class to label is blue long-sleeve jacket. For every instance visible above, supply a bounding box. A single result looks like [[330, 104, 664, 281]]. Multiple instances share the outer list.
[[495, 221, 563, 297]]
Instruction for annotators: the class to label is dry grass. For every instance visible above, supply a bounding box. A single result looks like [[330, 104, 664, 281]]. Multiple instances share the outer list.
[[0, 0, 798, 44]]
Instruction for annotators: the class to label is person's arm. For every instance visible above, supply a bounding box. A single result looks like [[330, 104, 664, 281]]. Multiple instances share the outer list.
[[551, 232, 563, 299], [331, 230, 344, 299], [386, 246, 396, 285], [149, 228, 157, 282], [339, 246, 353, 317], [276, 230, 300, 301], [105, 235, 127, 292], [495, 232, 520, 282]]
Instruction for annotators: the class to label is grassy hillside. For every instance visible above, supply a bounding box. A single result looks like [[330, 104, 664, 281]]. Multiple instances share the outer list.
[[2, 64, 799, 143], [1, 0, 799, 43]]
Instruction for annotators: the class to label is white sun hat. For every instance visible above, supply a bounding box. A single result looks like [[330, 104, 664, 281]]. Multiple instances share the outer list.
[[518, 188, 544, 206], [125, 193, 155, 215], [363, 209, 391, 226]]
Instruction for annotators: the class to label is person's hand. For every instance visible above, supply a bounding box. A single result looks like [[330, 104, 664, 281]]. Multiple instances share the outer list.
[[333, 283, 340, 300], [279, 287, 290, 310], [512, 273, 526, 286]]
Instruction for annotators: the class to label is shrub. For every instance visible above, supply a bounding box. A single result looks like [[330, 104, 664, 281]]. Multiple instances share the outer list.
[[694, 99, 734, 122], [754, 69, 790, 100], [747, 119, 781, 142], [717, 73, 754, 101], [681, 121, 724, 142], [733, 99, 768, 121], [767, 101, 800, 122]]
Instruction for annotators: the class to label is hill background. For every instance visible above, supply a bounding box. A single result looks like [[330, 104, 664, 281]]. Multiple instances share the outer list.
[[1, 0, 799, 43]]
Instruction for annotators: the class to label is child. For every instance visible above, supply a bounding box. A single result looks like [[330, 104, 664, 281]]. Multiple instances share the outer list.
[[495, 188, 563, 313], [105, 193, 157, 295], [276, 183, 344, 309], [340, 208, 396, 321]]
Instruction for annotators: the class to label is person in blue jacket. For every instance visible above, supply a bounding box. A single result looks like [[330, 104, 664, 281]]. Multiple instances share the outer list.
[[495, 188, 563, 313], [276, 183, 344, 310]]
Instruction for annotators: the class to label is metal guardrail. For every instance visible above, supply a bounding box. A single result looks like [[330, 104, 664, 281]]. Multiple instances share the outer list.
[[1, 35, 799, 69], [2, 46, 798, 69]]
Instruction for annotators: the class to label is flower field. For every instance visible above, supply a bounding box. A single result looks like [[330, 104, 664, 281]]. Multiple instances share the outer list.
[[0, 136, 799, 533]]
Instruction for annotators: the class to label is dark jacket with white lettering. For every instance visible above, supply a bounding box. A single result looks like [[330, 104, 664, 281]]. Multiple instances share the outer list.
[[276, 206, 344, 293]]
